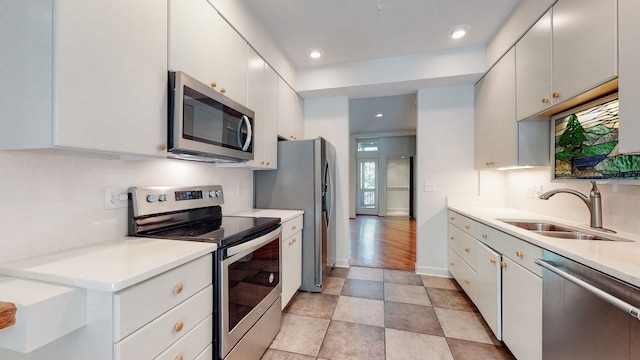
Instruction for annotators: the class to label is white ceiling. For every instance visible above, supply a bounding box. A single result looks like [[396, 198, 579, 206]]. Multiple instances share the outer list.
[[242, 0, 521, 134], [349, 94, 416, 135]]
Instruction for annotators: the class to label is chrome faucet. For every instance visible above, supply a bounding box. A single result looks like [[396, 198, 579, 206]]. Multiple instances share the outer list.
[[539, 181, 603, 229]]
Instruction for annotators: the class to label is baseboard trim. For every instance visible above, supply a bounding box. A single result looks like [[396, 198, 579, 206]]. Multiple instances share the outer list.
[[415, 265, 451, 278]]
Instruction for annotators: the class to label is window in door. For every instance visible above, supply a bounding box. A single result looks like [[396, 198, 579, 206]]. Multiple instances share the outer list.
[[357, 159, 378, 215]]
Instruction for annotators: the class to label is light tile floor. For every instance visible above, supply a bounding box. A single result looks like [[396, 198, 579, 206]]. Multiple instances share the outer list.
[[261, 266, 515, 360]]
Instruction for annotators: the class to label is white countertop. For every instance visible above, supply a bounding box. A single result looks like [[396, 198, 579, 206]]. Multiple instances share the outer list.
[[448, 205, 640, 287], [0, 237, 216, 292], [230, 209, 304, 222]]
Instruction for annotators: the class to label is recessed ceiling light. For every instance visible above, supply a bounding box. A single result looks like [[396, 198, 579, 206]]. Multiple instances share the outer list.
[[450, 25, 470, 39], [308, 48, 323, 59], [375, 113, 383, 118]]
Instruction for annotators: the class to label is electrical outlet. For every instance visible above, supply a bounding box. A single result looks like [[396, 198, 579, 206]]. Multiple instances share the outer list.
[[104, 187, 129, 210], [533, 185, 543, 198], [236, 183, 243, 196], [526, 184, 535, 199], [424, 181, 437, 192]]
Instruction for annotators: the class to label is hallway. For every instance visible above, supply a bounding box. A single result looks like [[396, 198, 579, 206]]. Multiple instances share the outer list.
[[349, 216, 416, 271]]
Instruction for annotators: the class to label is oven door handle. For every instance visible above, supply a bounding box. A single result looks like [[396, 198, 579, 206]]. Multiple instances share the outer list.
[[535, 258, 640, 321], [226, 226, 282, 257]]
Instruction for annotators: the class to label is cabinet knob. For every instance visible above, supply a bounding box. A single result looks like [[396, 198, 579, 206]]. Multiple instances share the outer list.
[[450, 261, 455, 266], [449, 236, 455, 241], [210, 81, 217, 88], [175, 355, 184, 360], [449, 216, 455, 221], [481, 233, 488, 239], [260, 160, 265, 165], [541, 98, 549, 104], [515, 250, 523, 257], [464, 247, 470, 252], [174, 321, 184, 332], [500, 261, 507, 268], [292, 225, 297, 230], [464, 225, 470, 230], [157, 143, 166, 151], [266, 161, 270, 165], [490, 257, 497, 264], [0, 302, 17, 330], [220, 87, 226, 94], [552, 92, 560, 99], [174, 283, 183, 294], [464, 279, 470, 284]]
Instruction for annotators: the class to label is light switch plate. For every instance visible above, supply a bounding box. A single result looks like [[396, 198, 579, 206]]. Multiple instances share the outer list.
[[424, 181, 437, 192]]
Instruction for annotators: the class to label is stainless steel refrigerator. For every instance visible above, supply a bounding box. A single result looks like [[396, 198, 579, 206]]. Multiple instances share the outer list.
[[254, 137, 336, 292]]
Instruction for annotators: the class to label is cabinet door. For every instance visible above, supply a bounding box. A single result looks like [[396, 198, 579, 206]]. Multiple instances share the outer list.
[[277, 79, 300, 141], [169, 0, 247, 105], [474, 48, 517, 169], [502, 257, 542, 360], [516, 10, 552, 121], [282, 230, 302, 309], [475, 241, 501, 340], [245, 47, 266, 169], [618, 0, 640, 154], [552, 0, 617, 105], [262, 64, 279, 168]]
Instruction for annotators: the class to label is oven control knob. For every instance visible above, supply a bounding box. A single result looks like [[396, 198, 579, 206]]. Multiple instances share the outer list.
[[146, 194, 158, 203], [158, 194, 168, 202], [208, 191, 216, 198], [216, 190, 223, 197]]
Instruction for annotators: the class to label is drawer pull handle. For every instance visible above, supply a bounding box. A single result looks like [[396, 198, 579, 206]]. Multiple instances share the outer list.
[[449, 216, 455, 221], [490, 257, 497, 264], [552, 92, 560, 99], [174, 283, 183, 294], [450, 262, 455, 266], [174, 321, 184, 333], [501, 261, 507, 268], [464, 247, 470, 252], [292, 225, 297, 230], [175, 355, 184, 360], [516, 250, 523, 257], [449, 236, 455, 240], [464, 279, 470, 284], [481, 233, 488, 239], [464, 225, 470, 230], [541, 97, 549, 104]]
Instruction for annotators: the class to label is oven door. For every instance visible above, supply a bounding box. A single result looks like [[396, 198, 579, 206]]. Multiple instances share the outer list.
[[219, 226, 281, 358]]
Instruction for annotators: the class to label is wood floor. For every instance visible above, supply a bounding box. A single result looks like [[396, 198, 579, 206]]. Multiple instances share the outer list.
[[349, 215, 416, 271]]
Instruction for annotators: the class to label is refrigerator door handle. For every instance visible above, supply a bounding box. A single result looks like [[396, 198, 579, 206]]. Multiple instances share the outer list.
[[323, 159, 333, 230]]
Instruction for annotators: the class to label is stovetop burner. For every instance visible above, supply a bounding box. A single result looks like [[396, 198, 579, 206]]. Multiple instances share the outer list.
[[128, 185, 280, 248]]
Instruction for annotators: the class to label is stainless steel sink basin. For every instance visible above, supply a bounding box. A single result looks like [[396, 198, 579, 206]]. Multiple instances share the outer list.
[[500, 221, 574, 232], [497, 219, 632, 242]]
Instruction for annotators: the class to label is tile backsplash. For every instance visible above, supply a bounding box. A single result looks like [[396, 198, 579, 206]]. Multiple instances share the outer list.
[[0, 151, 253, 262], [502, 167, 640, 235]]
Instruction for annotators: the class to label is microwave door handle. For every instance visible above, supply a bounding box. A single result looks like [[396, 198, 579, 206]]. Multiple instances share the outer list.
[[237, 115, 252, 151]]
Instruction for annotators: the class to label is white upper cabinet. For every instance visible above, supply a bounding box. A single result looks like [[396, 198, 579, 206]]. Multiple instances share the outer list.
[[618, 0, 640, 154], [515, 1, 617, 121], [0, 0, 168, 157], [516, 11, 552, 121], [168, 0, 248, 106], [277, 79, 304, 141], [552, 0, 617, 105], [243, 48, 278, 169]]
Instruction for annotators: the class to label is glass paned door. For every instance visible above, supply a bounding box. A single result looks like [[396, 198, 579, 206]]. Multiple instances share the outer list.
[[357, 159, 378, 215]]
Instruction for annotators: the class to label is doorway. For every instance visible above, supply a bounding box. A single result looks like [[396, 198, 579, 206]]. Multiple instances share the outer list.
[[356, 159, 378, 215]]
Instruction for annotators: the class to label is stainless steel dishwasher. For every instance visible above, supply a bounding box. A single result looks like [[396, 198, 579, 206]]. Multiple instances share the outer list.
[[536, 250, 640, 359]]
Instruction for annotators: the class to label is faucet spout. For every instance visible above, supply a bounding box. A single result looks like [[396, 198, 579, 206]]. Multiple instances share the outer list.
[[538, 181, 603, 229]]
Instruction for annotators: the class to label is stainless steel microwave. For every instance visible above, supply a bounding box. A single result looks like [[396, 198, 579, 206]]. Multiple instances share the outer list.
[[168, 71, 254, 162]]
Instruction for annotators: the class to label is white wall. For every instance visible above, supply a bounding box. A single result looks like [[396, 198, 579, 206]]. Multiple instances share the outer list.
[[303, 97, 350, 267], [415, 85, 478, 276], [0, 151, 253, 263]]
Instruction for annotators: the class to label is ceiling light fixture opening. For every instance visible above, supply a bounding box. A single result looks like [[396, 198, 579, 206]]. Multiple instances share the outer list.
[[308, 48, 323, 59], [450, 25, 470, 39]]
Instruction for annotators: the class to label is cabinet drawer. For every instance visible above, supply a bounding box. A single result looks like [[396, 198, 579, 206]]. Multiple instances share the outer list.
[[194, 344, 213, 360], [447, 223, 477, 269], [448, 247, 477, 303], [114, 254, 212, 341], [155, 314, 212, 360], [115, 285, 213, 360], [282, 215, 303, 240], [477, 223, 542, 277], [448, 210, 477, 237]]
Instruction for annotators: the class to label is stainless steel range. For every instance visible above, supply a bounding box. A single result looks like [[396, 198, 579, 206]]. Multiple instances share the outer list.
[[128, 185, 282, 360]]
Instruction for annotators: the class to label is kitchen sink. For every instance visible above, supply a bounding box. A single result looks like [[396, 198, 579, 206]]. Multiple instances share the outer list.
[[497, 219, 632, 242]]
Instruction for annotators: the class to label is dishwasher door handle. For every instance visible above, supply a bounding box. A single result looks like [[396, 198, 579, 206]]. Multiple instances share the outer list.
[[535, 258, 640, 321]]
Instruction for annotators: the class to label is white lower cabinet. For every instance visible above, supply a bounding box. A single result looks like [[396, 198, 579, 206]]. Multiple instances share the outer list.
[[113, 255, 213, 360], [448, 210, 542, 359], [281, 215, 303, 308], [475, 241, 501, 340]]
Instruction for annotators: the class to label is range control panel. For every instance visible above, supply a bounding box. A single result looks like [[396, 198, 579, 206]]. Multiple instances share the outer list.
[[129, 185, 224, 217]]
